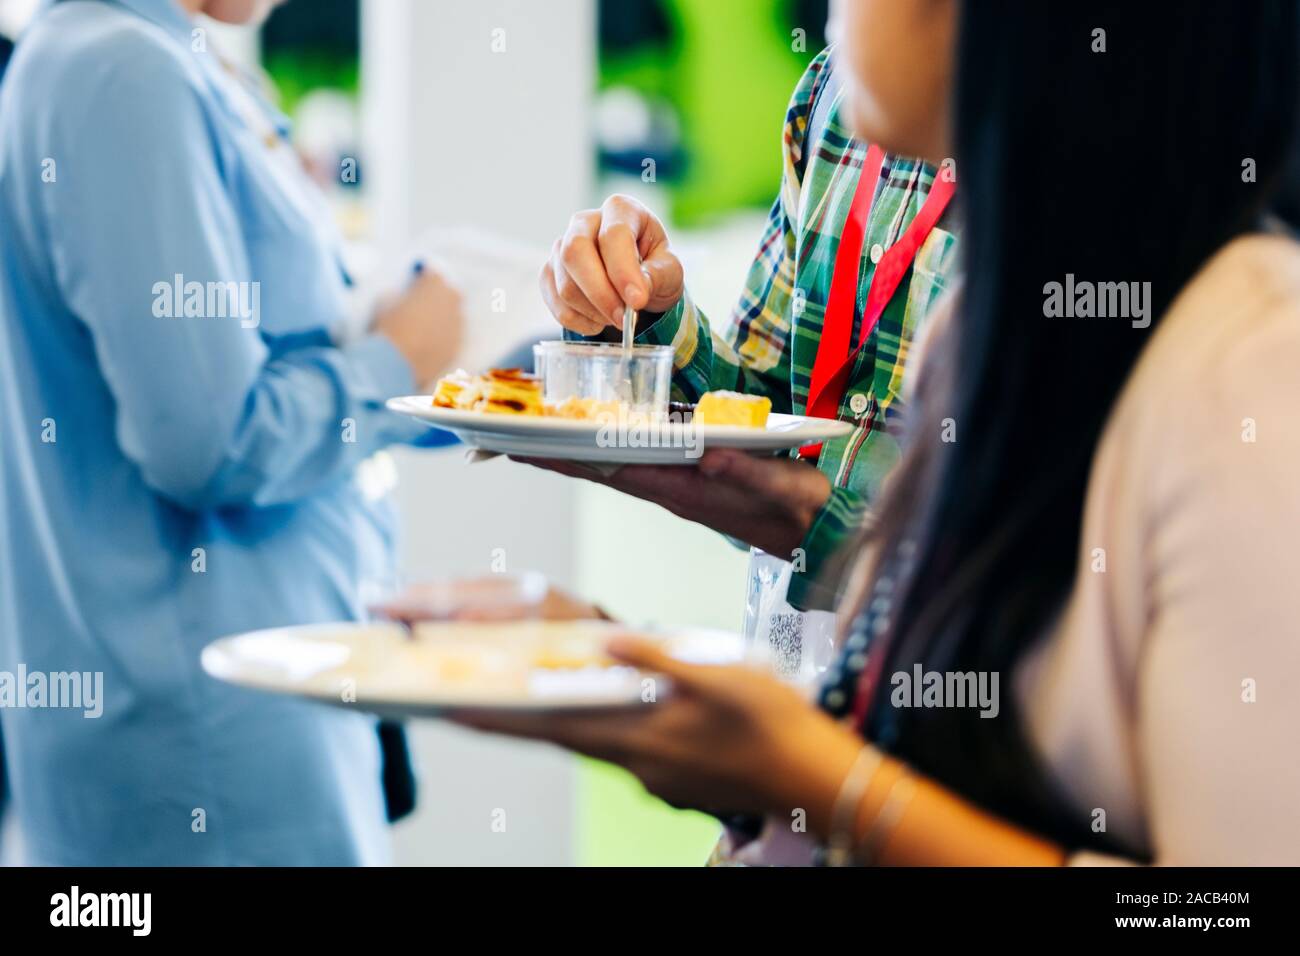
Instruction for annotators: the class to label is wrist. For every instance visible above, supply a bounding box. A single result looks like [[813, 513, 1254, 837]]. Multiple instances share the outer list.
[[764, 468, 832, 557], [763, 717, 864, 836], [651, 290, 684, 317], [374, 325, 411, 361], [793, 470, 833, 538], [375, 328, 435, 387]]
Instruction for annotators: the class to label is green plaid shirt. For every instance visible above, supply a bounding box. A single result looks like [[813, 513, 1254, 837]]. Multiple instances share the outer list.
[[638, 48, 959, 609]]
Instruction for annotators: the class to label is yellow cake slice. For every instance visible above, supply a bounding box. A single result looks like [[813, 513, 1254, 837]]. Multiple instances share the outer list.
[[694, 390, 771, 428]]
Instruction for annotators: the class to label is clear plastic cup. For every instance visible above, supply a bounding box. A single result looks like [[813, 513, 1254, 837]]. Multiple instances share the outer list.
[[532, 340, 673, 418]]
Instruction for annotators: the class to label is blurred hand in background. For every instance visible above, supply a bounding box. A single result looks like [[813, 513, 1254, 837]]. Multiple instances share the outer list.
[[371, 574, 609, 625], [373, 266, 466, 387]]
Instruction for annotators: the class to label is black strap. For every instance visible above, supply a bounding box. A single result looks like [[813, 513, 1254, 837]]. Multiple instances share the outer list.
[[378, 722, 418, 823]]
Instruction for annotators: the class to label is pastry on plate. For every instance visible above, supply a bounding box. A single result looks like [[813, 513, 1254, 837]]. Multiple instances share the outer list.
[[472, 368, 543, 415], [432, 368, 543, 415], [432, 369, 474, 409]]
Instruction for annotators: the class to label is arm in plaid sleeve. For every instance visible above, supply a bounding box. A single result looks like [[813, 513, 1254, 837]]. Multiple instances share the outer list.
[[787, 484, 869, 612]]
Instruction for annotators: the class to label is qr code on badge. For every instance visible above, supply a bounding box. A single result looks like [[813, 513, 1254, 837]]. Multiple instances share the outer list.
[[766, 612, 804, 678]]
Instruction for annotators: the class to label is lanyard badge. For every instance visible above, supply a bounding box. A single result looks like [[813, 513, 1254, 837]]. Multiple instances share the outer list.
[[800, 146, 955, 460]]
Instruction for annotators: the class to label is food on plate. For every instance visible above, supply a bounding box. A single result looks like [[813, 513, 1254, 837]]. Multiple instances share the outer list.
[[406, 620, 622, 690], [543, 396, 623, 421], [432, 368, 543, 415], [431, 369, 475, 409], [203, 618, 749, 711], [694, 390, 772, 428], [432, 368, 648, 421], [475, 368, 544, 416]]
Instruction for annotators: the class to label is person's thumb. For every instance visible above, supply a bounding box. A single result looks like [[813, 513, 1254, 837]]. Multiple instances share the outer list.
[[640, 246, 683, 312]]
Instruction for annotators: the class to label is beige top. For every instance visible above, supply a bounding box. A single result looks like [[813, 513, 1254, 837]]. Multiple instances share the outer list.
[[1017, 233, 1300, 865]]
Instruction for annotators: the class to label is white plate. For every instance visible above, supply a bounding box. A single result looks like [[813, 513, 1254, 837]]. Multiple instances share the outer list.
[[386, 396, 855, 465], [201, 619, 748, 717]]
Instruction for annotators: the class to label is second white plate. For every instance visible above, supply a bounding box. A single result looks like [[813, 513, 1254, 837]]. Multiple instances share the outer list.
[[201, 619, 749, 717], [386, 396, 855, 465]]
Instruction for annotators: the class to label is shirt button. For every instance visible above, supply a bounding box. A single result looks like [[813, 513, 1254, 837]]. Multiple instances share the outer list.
[[869, 243, 885, 264], [849, 392, 869, 415]]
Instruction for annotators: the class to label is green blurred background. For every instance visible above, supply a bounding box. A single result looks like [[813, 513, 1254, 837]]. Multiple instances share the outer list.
[[262, 0, 828, 224]]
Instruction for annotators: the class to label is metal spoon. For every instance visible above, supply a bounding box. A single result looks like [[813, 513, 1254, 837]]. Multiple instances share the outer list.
[[620, 303, 636, 405]]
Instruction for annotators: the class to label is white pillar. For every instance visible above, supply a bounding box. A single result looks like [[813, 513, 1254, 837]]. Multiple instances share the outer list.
[[360, 0, 595, 866], [362, 0, 595, 256]]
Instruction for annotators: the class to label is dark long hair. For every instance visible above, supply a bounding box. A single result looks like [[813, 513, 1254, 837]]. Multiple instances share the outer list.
[[852, 2, 1299, 850]]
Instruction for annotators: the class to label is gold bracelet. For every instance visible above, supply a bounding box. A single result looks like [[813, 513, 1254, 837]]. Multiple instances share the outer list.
[[825, 746, 884, 867], [857, 772, 918, 866]]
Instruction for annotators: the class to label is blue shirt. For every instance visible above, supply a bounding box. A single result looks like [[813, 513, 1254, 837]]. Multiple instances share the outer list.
[[0, 0, 432, 864]]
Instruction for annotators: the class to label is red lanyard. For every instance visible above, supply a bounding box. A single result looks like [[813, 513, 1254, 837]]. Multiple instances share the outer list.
[[800, 146, 955, 459]]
